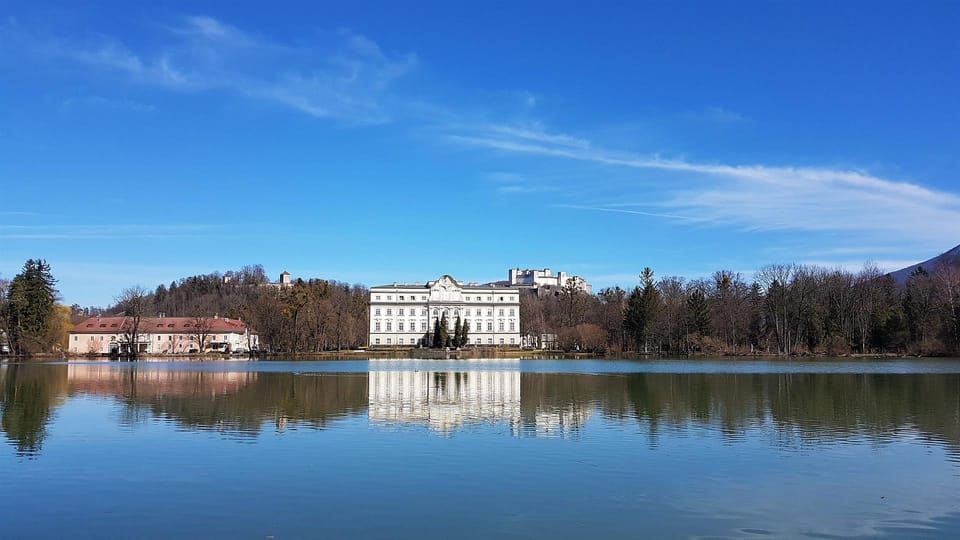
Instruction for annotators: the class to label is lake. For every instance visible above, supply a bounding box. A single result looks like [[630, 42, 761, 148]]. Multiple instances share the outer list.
[[2, 358, 959, 538]]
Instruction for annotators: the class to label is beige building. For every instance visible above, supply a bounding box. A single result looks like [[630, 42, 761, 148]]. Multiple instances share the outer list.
[[369, 275, 521, 347], [69, 316, 259, 355]]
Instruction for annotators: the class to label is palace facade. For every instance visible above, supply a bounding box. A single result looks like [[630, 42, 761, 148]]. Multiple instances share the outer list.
[[369, 275, 521, 347]]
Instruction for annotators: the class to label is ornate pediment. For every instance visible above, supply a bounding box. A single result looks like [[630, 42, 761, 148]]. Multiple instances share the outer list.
[[428, 275, 462, 301]]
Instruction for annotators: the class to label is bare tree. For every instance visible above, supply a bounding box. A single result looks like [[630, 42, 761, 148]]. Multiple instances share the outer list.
[[116, 285, 150, 359], [188, 316, 213, 353]]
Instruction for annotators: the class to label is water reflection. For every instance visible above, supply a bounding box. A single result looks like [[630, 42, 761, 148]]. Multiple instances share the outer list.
[[368, 371, 521, 433], [0, 364, 67, 456], [1, 363, 958, 457]]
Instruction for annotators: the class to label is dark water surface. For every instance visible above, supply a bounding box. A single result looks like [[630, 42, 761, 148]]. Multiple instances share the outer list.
[[2, 359, 960, 539]]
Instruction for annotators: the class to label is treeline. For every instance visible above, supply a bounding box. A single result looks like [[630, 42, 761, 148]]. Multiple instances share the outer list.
[[117, 265, 369, 352], [0, 259, 72, 355], [524, 263, 960, 356]]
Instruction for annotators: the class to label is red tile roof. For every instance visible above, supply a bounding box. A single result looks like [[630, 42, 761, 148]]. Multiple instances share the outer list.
[[70, 316, 254, 334]]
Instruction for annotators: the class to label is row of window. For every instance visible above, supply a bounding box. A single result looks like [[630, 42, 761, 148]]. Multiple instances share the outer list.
[[374, 337, 516, 345], [75, 335, 229, 342], [373, 320, 517, 332], [374, 307, 516, 317], [373, 294, 515, 302]]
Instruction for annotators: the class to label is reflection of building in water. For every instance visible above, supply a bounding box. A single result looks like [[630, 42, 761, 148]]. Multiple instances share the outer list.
[[67, 364, 256, 396], [532, 405, 592, 438], [369, 371, 520, 434]]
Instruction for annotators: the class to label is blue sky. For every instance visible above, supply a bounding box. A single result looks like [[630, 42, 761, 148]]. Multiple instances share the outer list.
[[1, 1, 958, 307]]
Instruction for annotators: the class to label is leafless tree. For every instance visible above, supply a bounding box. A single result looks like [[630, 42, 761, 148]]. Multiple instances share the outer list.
[[116, 285, 150, 359], [188, 316, 213, 353]]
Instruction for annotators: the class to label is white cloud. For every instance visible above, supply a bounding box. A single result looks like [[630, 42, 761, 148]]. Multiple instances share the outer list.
[[448, 124, 960, 251], [0, 224, 222, 240], [23, 16, 417, 123]]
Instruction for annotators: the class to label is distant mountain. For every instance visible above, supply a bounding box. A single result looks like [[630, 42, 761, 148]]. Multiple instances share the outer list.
[[889, 244, 960, 286]]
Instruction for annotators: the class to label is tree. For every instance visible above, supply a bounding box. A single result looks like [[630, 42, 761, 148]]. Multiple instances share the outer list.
[[0, 276, 9, 353], [461, 319, 470, 347], [439, 312, 450, 348], [432, 317, 442, 348], [188, 316, 213, 353], [453, 315, 462, 348], [6, 260, 59, 355], [115, 285, 150, 359], [904, 266, 935, 353], [624, 267, 662, 353]]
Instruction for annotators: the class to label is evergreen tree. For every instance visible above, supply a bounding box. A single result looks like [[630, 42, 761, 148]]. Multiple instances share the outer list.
[[432, 317, 442, 348], [686, 287, 710, 336], [6, 259, 58, 355], [623, 267, 661, 353], [439, 312, 450, 347], [453, 316, 462, 348], [461, 320, 470, 347]]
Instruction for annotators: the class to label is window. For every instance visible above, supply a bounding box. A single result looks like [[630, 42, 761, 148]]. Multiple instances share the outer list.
[[509, 308, 515, 316], [387, 295, 392, 301], [422, 296, 427, 301], [499, 338, 505, 345], [509, 321, 516, 331], [398, 322, 404, 331], [498, 309, 504, 316], [476, 296, 481, 301], [375, 321, 381, 331], [421, 309, 427, 316], [99, 336, 104, 341], [410, 338, 417, 344], [375, 308, 381, 316], [499, 321, 505, 331], [420, 322, 427, 332], [510, 338, 515, 344], [487, 322, 493, 332], [399, 308, 405, 316], [500, 296, 504, 302], [73, 336, 77, 341], [487, 309, 493, 317], [399, 295, 405, 301], [386, 308, 392, 316], [375, 338, 381, 345], [409, 320, 415, 331], [386, 321, 392, 331], [487, 296, 492, 301], [375, 295, 380, 301], [386, 338, 392, 345], [488, 338, 493, 344]]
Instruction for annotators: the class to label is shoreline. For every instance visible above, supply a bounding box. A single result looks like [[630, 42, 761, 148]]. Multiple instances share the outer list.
[[1, 350, 950, 362]]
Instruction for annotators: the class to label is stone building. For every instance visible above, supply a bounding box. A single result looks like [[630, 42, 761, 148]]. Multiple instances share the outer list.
[[368, 275, 521, 347]]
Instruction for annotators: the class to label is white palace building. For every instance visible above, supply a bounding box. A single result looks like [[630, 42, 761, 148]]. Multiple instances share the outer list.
[[369, 275, 521, 347]]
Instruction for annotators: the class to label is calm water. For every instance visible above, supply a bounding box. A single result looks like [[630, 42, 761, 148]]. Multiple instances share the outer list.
[[2, 359, 960, 539]]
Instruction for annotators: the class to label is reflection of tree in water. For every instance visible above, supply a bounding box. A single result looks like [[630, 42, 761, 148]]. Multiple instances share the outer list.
[[111, 371, 369, 436], [521, 373, 960, 454], [0, 365, 68, 456], [2, 366, 958, 458]]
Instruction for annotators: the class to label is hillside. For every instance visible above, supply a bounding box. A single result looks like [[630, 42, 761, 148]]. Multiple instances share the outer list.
[[889, 244, 960, 286]]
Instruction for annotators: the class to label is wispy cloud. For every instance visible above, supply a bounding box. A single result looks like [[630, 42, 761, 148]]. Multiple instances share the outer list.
[[448, 124, 960, 250], [683, 106, 745, 124], [61, 95, 156, 113], [0, 224, 222, 240], [12, 16, 417, 123]]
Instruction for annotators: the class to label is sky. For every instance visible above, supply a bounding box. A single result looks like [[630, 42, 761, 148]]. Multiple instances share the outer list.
[[1, 1, 959, 307]]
